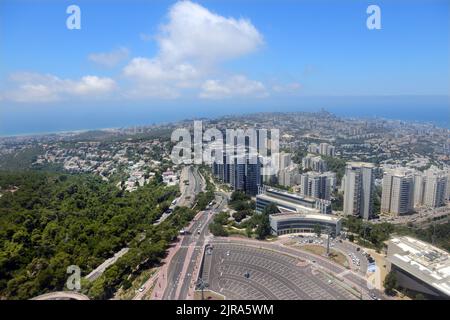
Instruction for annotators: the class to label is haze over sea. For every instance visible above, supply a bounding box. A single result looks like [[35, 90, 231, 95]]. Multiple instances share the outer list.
[[1, 95, 448, 137]]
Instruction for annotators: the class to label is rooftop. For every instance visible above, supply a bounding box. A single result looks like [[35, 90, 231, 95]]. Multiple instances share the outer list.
[[388, 236, 450, 296], [265, 187, 316, 203], [270, 212, 341, 222], [258, 192, 316, 209], [346, 161, 376, 168]]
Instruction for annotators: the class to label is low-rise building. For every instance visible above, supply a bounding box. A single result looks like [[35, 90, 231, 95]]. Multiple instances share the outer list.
[[386, 236, 450, 299], [269, 212, 342, 236], [256, 187, 332, 215]]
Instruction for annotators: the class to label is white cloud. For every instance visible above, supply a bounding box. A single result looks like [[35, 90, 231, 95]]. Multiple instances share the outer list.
[[199, 75, 267, 99], [72, 76, 117, 95], [122, 57, 202, 98], [122, 1, 264, 99], [158, 1, 263, 65], [3, 1, 270, 102], [123, 57, 199, 84], [4, 72, 116, 102], [88, 47, 129, 67]]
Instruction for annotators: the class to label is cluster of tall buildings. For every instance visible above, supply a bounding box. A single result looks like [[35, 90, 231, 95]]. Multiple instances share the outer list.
[[307, 142, 335, 157], [212, 135, 449, 220], [381, 166, 449, 216], [210, 129, 267, 196], [341, 161, 449, 219], [213, 153, 262, 196], [414, 167, 448, 208]]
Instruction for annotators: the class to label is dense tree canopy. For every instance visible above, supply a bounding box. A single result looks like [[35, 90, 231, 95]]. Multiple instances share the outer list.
[[0, 171, 182, 299]]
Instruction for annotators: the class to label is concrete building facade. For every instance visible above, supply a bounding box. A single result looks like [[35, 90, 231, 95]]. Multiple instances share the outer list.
[[343, 162, 375, 220], [381, 168, 415, 216]]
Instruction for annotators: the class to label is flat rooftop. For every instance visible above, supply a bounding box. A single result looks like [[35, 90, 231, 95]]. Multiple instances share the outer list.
[[388, 236, 450, 296], [257, 193, 319, 214], [346, 161, 376, 168], [270, 212, 341, 223], [264, 187, 316, 203]]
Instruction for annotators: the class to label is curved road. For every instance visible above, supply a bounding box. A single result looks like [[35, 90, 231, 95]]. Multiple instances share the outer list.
[[31, 291, 90, 300]]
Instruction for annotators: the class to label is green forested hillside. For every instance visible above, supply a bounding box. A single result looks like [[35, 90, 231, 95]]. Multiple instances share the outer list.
[[0, 171, 186, 299]]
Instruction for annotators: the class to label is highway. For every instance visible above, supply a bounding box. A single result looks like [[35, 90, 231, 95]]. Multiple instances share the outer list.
[[176, 166, 204, 208], [162, 192, 228, 300], [154, 166, 204, 226], [177, 193, 228, 299]]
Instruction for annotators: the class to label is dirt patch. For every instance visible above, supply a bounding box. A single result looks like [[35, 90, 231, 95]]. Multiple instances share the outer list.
[[296, 244, 349, 268]]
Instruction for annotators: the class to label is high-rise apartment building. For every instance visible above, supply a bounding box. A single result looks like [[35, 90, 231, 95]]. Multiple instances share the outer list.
[[423, 167, 448, 208], [302, 154, 327, 172], [228, 155, 262, 196], [411, 166, 449, 208], [413, 172, 426, 207], [381, 168, 415, 216], [278, 165, 299, 187], [279, 152, 292, 171], [343, 162, 375, 220], [300, 171, 336, 200]]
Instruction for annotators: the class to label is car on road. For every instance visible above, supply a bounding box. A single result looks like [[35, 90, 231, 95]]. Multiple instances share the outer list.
[[138, 286, 145, 292]]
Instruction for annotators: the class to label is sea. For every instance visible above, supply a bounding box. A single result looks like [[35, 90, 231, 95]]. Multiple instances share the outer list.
[[1, 95, 448, 137]]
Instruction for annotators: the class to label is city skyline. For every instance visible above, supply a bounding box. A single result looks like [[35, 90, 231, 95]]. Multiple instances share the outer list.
[[0, 0, 449, 135]]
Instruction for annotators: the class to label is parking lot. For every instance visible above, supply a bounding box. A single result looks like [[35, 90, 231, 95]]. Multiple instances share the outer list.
[[288, 234, 372, 275], [198, 243, 359, 300]]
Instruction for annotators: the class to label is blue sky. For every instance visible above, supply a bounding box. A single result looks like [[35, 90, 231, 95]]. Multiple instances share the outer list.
[[0, 0, 449, 135]]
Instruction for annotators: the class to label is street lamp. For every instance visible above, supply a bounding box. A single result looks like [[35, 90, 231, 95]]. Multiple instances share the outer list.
[[322, 226, 332, 256]]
